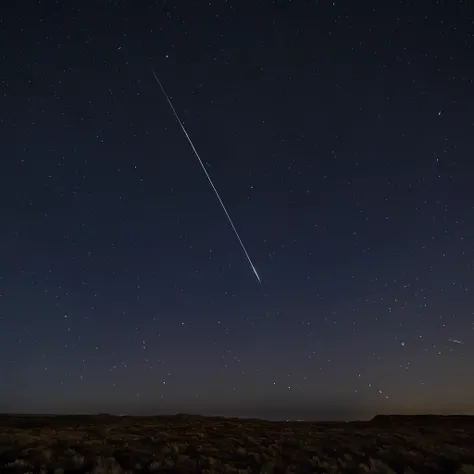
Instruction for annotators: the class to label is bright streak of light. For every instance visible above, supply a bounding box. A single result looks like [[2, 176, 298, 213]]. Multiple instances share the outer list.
[[152, 69, 261, 283]]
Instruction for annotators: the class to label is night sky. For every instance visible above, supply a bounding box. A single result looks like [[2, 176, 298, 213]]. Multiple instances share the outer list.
[[1, 0, 474, 420]]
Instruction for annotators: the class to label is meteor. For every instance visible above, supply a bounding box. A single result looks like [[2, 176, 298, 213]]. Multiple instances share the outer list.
[[152, 69, 261, 284]]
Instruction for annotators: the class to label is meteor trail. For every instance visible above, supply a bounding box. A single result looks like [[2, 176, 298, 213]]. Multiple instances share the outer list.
[[152, 69, 261, 283]]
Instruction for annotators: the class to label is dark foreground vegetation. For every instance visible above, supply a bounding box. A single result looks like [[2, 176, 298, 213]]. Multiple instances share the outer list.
[[1, 413, 474, 473]]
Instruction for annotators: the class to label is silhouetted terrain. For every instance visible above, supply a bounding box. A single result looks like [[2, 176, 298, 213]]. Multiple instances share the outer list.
[[1, 413, 474, 473]]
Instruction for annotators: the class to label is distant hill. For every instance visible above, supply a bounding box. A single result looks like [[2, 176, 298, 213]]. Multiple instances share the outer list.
[[370, 414, 474, 424]]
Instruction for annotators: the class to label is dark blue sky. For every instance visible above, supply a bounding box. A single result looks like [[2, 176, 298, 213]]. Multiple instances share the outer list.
[[1, 0, 473, 420]]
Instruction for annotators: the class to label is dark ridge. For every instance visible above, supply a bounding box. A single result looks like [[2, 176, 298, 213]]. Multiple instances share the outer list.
[[1, 413, 474, 427], [371, 414, 474, 424]]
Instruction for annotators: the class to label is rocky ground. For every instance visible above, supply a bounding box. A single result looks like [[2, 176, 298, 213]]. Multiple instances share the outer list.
[[0, 413, 474, 473]]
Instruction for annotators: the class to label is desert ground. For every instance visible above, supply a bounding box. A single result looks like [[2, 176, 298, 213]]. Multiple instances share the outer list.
[[0, 413, 473, 473]]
